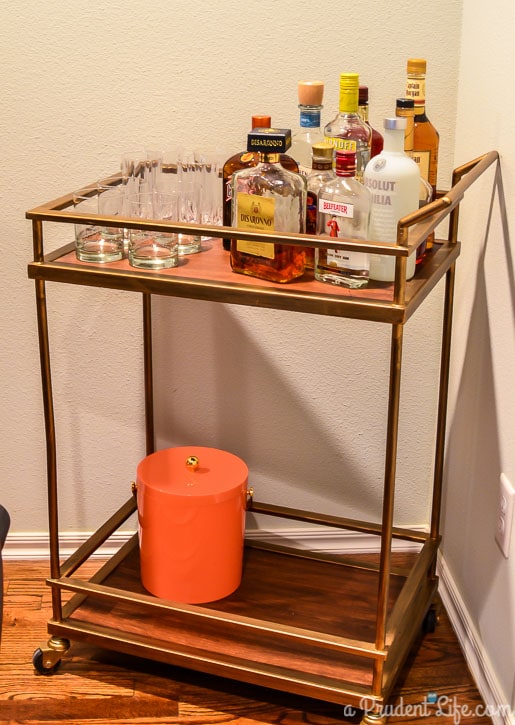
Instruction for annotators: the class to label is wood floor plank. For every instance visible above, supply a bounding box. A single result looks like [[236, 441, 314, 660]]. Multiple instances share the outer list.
[[0, 559, 493, 724]]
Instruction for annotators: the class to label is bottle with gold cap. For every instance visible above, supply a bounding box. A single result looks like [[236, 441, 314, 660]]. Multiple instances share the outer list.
[[290, 80, 325, 177], [324, 72, 371, 182], [405, 58, 439, 251], [305, 141, 336, 269], [222, 115, 298, 250]]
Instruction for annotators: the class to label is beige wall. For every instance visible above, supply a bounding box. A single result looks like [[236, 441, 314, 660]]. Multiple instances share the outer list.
[[5, 0, 514, 712], [443, 0, 515, 710]]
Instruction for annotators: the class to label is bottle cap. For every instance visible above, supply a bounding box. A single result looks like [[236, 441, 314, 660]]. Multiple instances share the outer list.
[[312, 142, 334, 160], [335, 149, 356, 176], [298, 81, 324, 106], [407, 58, 426, 74], [251, 115, 271, 128], [384, 117, 407, 131], [247, 128, 292, 154], [396, 97, 414, 109], [340, 72, 359, 90], [358, 85, 369, 104]]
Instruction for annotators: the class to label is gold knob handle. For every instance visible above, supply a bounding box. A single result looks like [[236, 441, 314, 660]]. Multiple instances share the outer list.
[[185, 455, 200, 472]]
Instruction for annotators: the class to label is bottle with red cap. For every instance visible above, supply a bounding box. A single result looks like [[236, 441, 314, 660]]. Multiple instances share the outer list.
[[315, 149, 371, 288]]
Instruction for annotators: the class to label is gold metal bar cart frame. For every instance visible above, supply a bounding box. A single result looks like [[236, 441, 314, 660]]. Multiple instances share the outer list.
[[27, 151, 498, 724]]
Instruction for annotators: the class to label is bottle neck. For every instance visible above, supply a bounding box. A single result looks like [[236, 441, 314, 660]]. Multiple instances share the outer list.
[[258, 152, 281, 164], [406, 73, 426, 113], [299, 105, 322, 129], [383, 127, 406, 154], [311, 158, 332, 171], [358, 102, 369, 122], [339, 87, 359, 115], [395, 109, 415, 152]]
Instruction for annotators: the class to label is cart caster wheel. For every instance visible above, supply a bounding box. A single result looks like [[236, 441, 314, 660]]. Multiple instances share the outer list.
[[32, 637, 70, 675], [423, 605, 438, 634], [361, 713, 387, 724]]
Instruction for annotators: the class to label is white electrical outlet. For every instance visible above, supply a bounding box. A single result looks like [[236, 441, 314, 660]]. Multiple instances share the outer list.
[[495, 473, 515, 558]]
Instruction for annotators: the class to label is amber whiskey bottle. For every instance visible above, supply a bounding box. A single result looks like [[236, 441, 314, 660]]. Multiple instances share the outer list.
[[230, 128, 306, 283], [222, 115, 298, 250], [406, 58, 440, 251]]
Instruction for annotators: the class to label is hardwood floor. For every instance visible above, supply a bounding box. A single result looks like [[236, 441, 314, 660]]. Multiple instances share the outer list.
[[0, 558, 492, 724]]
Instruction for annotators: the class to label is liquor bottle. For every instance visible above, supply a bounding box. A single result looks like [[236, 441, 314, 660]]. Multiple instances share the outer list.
[[305, 142, 336, 269], [230, 128, 306, 283], [363, 117, 419, 282], [290, 80, 325, 177], [396, 97, 432, 261], [358, 85, 384, 158], [324, 73, 371, 182], [315, 149, 371, 288], [405, 58, 439, 251], [222, 115, 298, 251]]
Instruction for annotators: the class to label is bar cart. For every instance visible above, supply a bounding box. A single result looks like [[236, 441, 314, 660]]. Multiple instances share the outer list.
[[27, 151, 498, 724]]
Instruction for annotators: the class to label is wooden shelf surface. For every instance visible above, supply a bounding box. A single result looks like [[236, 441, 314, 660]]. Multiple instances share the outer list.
[[47, 543, 418, 704], [27, 238, 459, 324]]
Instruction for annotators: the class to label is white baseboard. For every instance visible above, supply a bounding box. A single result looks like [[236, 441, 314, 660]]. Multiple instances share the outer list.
[[4, 527, 512, 722], [3, 525, 424, 560], [437, 554, 514, 725]]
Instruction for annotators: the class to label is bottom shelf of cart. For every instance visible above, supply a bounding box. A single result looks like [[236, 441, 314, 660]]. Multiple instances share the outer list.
[[47, 541, 436, 707]]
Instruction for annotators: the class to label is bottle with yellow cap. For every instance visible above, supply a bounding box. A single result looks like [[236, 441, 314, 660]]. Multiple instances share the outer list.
[[405, 58, 440, 252], [324, 72, 371, 183]]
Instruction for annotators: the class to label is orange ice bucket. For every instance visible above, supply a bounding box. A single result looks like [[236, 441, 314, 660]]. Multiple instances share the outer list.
[[136, 446, 249, 604]]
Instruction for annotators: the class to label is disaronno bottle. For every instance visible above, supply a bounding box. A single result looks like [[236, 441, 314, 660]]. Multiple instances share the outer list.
[[363, 117, 419, 282], [230, 128, 306, 283], [222, 115, 299, 251]]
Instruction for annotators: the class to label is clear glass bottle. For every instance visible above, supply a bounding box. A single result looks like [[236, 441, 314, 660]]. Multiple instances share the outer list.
[[363, 117, 420, 282], [358, 85, 384, 158], [324, 73, 371, 182], [222, 115, 298, 251], [396, 97, 432, 262], [231, 128, 306, 283], [305, 142, 336, 269], [315, 150, 371, 288], [406, 58, 439, 251], [290, 80, 325, 177]]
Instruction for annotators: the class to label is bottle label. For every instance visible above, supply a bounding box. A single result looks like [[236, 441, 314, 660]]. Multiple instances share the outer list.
[[300, 110, 321, 129], [406, 78, 426, 106], [319, 198, 354, 220], [411, 149, 430, 182], [324, 136, 357, 152], [235, 193, 275, 259], [326, 247, 366, 271]]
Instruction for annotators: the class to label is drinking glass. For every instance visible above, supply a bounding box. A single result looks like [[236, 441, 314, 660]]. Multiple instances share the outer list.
[[73, 187, 124, 263], [127, 191, 179, 269]]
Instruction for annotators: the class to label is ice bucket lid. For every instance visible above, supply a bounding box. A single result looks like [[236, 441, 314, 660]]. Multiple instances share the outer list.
[[136, 446, 248, 504]]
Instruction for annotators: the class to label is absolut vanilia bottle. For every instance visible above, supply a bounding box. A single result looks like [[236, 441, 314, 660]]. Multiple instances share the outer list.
[[230, 128, 306, 283], [363, 117, 420, 282], [315, 149, 371, 288]]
